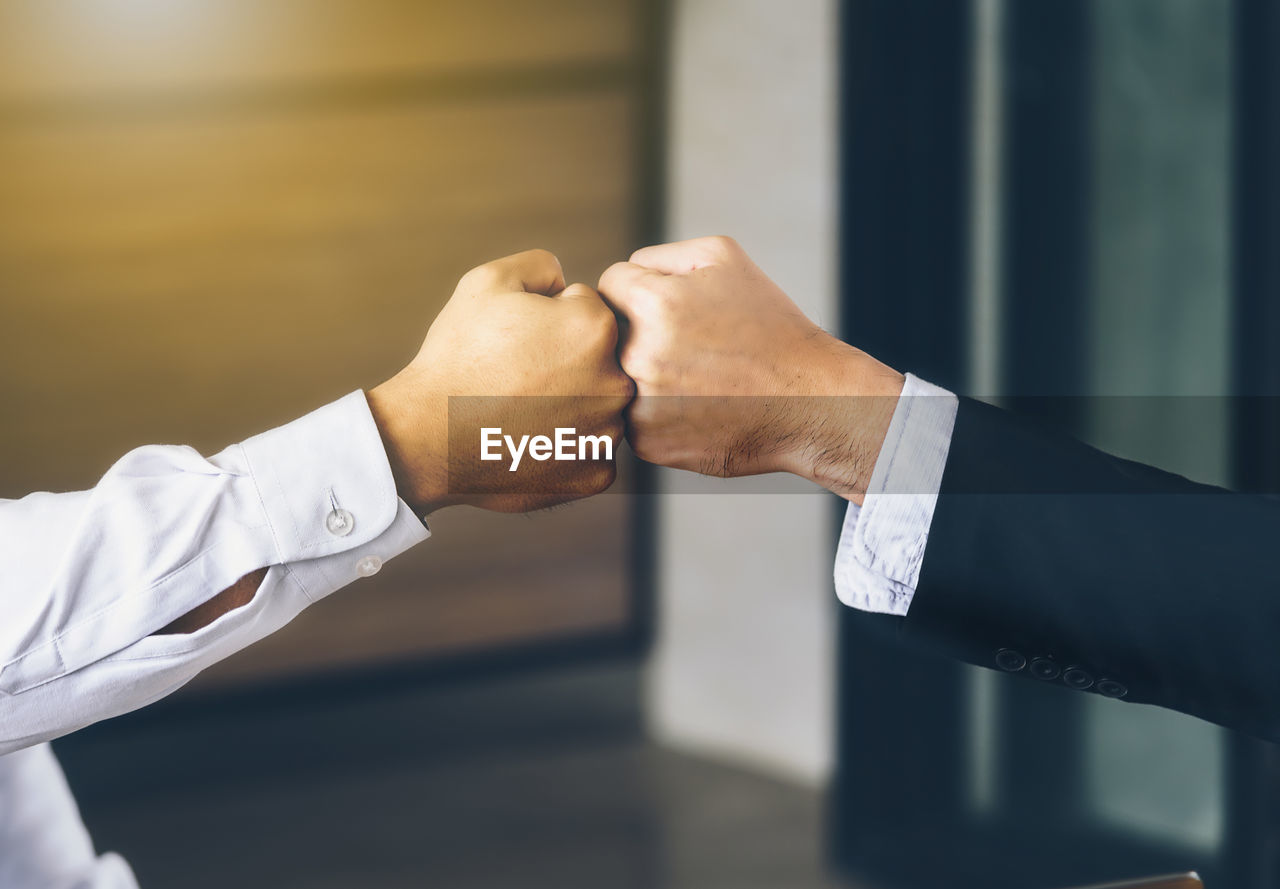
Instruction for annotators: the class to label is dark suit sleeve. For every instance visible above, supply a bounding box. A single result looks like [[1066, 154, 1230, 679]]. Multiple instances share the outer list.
[[898, 396, 1280, 742]]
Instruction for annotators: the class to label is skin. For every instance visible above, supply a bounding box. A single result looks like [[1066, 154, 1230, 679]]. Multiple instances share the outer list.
[[162, 238, 902, 635], [365, 248, 632, 514], [596, 236, 905, 504], [157, 249, 632, 635]]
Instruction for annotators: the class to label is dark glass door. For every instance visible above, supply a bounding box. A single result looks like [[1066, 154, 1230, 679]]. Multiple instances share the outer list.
[[834, 2, 1280, 886]]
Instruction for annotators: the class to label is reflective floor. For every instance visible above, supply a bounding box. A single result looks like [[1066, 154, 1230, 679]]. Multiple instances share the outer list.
[[57, 664, 857, 889]]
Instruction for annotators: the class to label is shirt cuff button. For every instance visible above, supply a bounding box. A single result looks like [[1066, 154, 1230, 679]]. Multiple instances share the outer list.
[[326, 508, 355, 537], [356, 555, 383, 577]]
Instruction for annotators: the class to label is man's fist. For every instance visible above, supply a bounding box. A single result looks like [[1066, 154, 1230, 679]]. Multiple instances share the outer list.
[[369, 249, 634, 514], [597, 236, 904, 501]]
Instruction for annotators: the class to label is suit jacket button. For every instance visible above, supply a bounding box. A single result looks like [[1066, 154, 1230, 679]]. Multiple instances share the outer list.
[[1063, 667, 1094, 690], [1097, 679, 1128, 698], [995, 649, 1027, 672], [1030, 657, 1061, 681]]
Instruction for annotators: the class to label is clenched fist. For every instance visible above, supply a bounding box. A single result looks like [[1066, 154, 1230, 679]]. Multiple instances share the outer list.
[[598, 236, 904, 502], [369, 249, 634, 514]]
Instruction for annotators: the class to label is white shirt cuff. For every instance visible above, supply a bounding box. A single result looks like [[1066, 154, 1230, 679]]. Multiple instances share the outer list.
[[0, 391, 430, 752], [834, 374, 958, 616], [236, 390, 432, 586]]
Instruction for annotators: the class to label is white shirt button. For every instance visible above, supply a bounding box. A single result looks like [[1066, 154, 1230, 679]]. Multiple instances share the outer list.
[[356, 556, 383, 577], [325, 508, 355, 537]]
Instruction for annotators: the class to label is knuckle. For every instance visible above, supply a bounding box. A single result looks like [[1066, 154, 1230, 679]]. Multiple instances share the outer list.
[[578, 305, 619, 350], [598, 461, 619, 487], [581, 460, 617, 494], [596, 305, 622, 336], [599, 375, 633, 412], [638, 276, 676, 309], [586, 292, 617, 324], [598, 261, 631, 290], [618, 344, 650, 380], [611, 433, 629, 463], [616, 372, 637, 402], [705, 235, 739, 259], [460, 262, 495, 287], [523, 247, 559, 269]]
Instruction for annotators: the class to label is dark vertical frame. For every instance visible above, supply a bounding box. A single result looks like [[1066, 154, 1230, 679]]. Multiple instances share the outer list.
[[990, 0, 1094, 826], [1230, 1, 1280, 885], [838, 0, 971, 391], [1000, 5, 1092, 401], [832, 1, 975, 884], [1231, 0, 1280, 463]]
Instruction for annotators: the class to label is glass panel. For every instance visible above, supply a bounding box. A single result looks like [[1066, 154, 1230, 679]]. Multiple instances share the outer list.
[[1078, 0, 1231, 853]]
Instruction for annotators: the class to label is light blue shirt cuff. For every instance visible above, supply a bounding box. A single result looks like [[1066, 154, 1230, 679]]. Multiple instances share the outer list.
[[834, 374, 958, 616]]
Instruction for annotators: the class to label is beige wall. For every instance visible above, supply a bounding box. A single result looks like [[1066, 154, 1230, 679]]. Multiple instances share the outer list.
[[646, 0, 839, 785]]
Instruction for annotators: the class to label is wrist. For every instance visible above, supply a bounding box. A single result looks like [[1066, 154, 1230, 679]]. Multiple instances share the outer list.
[[776, 339, 904, 503], [366, 374, 453, 516]]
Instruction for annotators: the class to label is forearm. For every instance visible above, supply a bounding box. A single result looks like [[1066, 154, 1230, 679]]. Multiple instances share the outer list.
[[154, 568, 268, 635], [0, 392, 430, 753]]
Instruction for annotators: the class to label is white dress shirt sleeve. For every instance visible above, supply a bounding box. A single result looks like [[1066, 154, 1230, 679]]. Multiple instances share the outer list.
[[834, 373, 958, 616], [0, 391, 430, 755], [0, 743, 138, 889]]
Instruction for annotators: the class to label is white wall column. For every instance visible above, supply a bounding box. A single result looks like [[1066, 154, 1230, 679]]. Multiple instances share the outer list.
[[645, 0, 840, 786]]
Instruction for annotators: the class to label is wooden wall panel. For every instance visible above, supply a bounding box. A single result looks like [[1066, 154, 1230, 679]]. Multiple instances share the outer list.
[[0, 1, 645, 687], [0, 0, 637, 106], [0, 94, 636, 487]]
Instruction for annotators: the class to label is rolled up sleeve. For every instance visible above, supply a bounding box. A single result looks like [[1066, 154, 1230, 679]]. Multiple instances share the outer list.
[[0, 391, 430, 754]]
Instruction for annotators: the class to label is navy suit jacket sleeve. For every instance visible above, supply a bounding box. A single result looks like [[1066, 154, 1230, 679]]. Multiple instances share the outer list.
[[897, 396, 1280, 742]]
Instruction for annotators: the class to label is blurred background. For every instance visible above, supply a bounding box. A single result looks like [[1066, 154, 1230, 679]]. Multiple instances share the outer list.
[[2, 0, 1278, 887]]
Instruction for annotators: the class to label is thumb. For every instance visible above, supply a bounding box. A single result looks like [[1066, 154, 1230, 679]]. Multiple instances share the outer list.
[[474, 248, 566, 296]]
